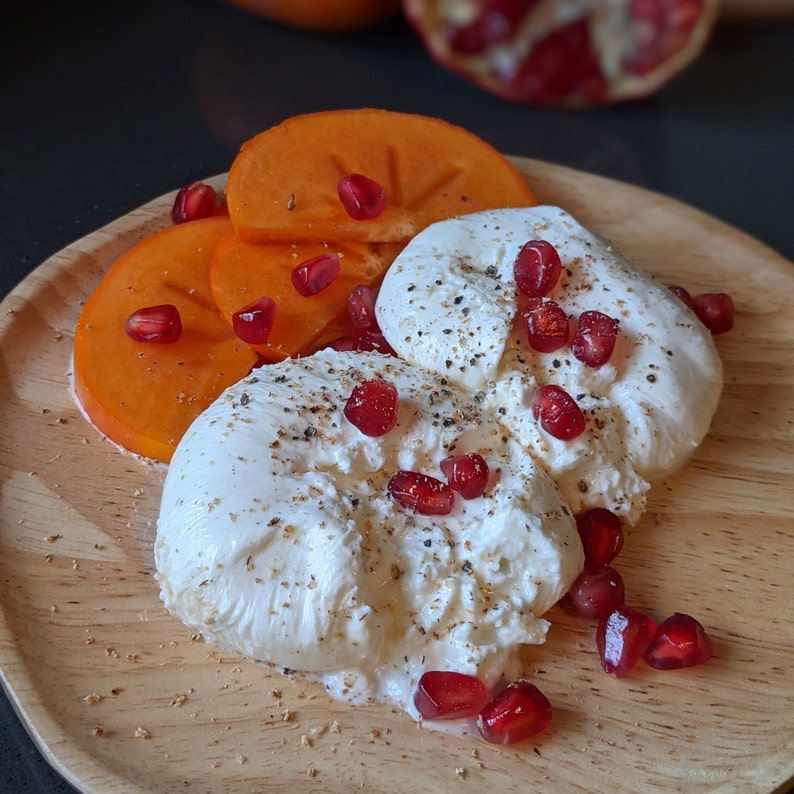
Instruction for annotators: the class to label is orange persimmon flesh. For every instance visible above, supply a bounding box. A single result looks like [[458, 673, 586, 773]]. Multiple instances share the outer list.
[[73, 216, 260, 463], [75, 110, 537, 461], [210, 226, 402, 361], [226, 108, 537, 244]]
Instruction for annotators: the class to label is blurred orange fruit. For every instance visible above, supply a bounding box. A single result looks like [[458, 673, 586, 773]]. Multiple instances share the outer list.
[[224, 0, 402, 33]]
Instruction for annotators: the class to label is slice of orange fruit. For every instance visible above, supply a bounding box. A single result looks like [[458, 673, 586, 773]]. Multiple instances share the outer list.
[[226, 108, 536, 244], [210, 225, 402, 361], [73, 216, 260, 463]]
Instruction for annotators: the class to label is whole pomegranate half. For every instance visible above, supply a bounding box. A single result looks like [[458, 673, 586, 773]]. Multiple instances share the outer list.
[[402, 0, 719, 107]]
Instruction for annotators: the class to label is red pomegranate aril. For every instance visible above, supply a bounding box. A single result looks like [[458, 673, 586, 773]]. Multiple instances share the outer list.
[[414, 671, 488, 721], [446, 0, 530, 55], [521, 297, 570, 353], [440, 452, 489, 499], [247, 356, 275, 374], [477, 680, 552, 745], [171, 181, 217, 224], [513, 239, 562, 298], [531, 384, 586, 441], [343, 378, 399, 437], [568, 565, 625, 619], [692, 292, 735, 335], [642, 612, 713, 670], [291, 252, 341, 297], [346, 284, 379, 330], [329, 329, 396, 356], [627, 0, 706, 76], [596, 605, 657, 677], [668, 284, 697, 311], [572, 310, 619, 368], [576, 508, 624, 572], [232, 297, 277, 345], [125, 304, 182, 343], [337, 174, 386, 220], [506, 18, 608, 106], [388, 470, 455, 515]]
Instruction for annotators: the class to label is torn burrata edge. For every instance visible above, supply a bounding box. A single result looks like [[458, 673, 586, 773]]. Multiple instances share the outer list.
[[375, 206, 723, 523]]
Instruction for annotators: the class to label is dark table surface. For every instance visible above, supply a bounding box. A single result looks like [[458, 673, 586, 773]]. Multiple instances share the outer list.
[[1, 1, 792, 791]]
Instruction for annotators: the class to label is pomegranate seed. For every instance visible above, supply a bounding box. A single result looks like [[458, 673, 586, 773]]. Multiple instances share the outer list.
[[247, 357, 274, 374], [343, 378, 399, 437], [337, 174, 386, 220], [341, 329, 396, 356], [124, 304, 182, 343], [414, 671, 488, 721], [667, 284, 697, 311], [171, 181, 217, 224], [692, 292, 735, 335], [513, 240, 562, 298], [388, 470, 455, 515], [324, 335, 357, 352], [521, 297, 570, 353], [531, 384, 586, 440], [446, 0, 529, 54], [346, 284, 378, 330], [576, 508, 624, 572], [477, 681, 552, 745], [232, 297, 277, 345], [596, 605, 657, 677], [642, 612, 713, 670], [568, 565, 625, 619], [291, 253, 341, 297], [440, 452, 489, 499], [627, 0, 706, 76], [572, 310, 619, 368], [507, 19, 608, 106]]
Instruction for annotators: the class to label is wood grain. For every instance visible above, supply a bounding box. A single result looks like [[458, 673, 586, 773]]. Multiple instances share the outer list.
[[1, 159, 792, 794]]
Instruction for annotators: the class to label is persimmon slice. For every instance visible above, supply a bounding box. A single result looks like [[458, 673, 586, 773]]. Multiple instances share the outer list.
[[226, 108, 536, 244], [210, 224, 402, 361], [73, 216, 260, 463]]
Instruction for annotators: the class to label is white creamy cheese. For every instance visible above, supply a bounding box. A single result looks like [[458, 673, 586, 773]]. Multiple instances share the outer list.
[[155, 348, 583, 715], [376, 206, 723, 523]]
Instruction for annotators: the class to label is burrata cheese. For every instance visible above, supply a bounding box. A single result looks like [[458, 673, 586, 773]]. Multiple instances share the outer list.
[[155, 348, 583, 715], [375, 206, 723, 522]]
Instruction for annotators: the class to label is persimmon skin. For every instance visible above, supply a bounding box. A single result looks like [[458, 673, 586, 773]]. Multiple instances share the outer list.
[[224, 0, 401, 33]]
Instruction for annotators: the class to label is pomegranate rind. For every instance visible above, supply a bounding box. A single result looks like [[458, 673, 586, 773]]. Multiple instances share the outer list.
[[401, 0, 720, 107]]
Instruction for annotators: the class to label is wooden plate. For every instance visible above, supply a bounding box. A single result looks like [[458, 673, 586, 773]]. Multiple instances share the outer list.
[[1, 158, 792, 794]]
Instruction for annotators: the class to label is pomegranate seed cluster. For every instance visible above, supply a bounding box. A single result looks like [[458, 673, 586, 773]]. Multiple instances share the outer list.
[[375, 206, 728, 524], [135, 173, 389, 357]]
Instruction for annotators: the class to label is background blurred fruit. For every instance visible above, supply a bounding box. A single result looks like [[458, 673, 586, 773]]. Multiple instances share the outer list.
[[224, 0, 402, 32], [719, 0, 794, 19], [401, 0, 720, 107]]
